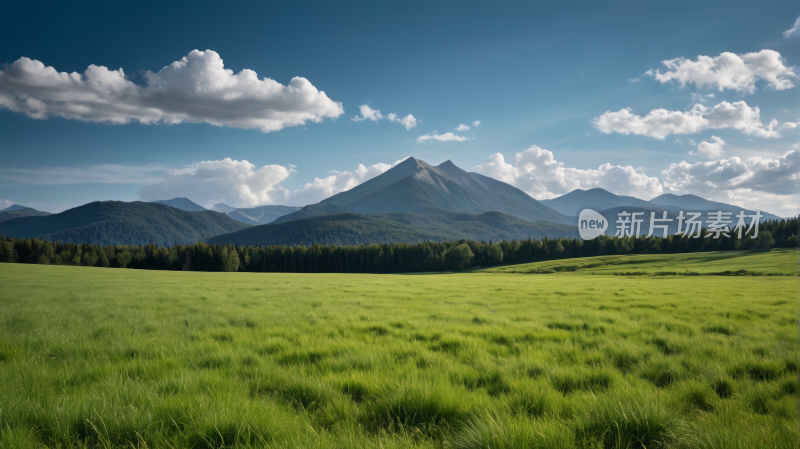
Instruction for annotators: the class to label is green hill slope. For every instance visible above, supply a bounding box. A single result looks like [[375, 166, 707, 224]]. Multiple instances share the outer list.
[[0, 201, 250, 246], [208, 208, 578, 246], [480, 248, 799, 275]]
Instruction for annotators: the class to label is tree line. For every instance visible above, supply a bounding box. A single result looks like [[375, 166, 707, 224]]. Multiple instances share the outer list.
[[0, 218, 796, 273]]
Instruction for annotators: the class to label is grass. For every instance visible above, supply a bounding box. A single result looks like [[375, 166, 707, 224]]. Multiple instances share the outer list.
[[0, 248, 797, 448], [481, 248, 799, 276]]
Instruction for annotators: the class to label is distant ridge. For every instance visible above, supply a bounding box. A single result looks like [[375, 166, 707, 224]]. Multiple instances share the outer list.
[[211, 203, 237, 213], [0, 207, 51, 223], [0, 201, 250, 246], [225, 205, 302, 224], [542, 188, 782, 221], [150, 197, 206, 212], [0, 204, 30, 213], [275, 157, 571, 225], [208, 207, 578, 246]]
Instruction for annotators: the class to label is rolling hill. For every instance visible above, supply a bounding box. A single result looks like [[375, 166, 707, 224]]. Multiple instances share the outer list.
[[207, 207, 578, 246], [274, 157, 571, 225], [0, 201, 250, 246]]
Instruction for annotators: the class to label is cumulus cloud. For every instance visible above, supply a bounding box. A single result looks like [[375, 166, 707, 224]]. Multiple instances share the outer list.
[[784, 16, 800, 38], [138, 158, 291, 208], [474, 145, 663, 200], [351, 104, 383, 122], [593, 101, 781, 139], [662, 147, 800, 216], [689, 136, 725, 159], [455, 123, 470, 131], [0, 199, 14, 210], [472, 120, 481, 127], [417, 132, 473, 143], [628, 78, 640, 83], [0, 50, 344, 132], [646, 50, 796, 93], [387, 112, 417, 130], [289, 157, 409, 205]]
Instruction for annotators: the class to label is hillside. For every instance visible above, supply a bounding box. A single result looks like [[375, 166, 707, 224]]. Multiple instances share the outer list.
[[0, 204, 31, 213], [208, 207, 578, 246], [0, 201, 250, 246], [0, 207, 51, 223], [274, 157, 571, 225]]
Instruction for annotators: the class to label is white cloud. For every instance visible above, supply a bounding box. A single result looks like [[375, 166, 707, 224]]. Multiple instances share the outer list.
[[474, 145, 663, 200], [0, 50, 344, 132], [687, 139, 697, 146], [593, 101, 781, 139], [0, 163, 166, 186], [784, 16, 800, 38], [646, 50, 796, 93], [0, 199, 14, 210], [288, 157, 409, 205], [455, 123, 470, 131], [472, 120, 481, 127], [661, 148, 800, 216], [628, 78, 640, 83], [674, 139, 684, 146], [417, 132, 473, 143], [689, 136, 725, 159], [138, 158, 290, 208], [354, 107, 416, 129], [387, 113, 417, 130], [350, 104, 383, 122], [781, 121, 799, 130], [351, 104, 383, 122]]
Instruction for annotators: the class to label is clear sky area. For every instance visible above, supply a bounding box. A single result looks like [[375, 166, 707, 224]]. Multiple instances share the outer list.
[[1, 0, 798, 216]]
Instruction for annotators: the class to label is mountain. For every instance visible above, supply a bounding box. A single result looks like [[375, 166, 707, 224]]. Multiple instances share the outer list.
[[0, 204, 30, 213], [225, 205, 302, 225], [0, 201, 250, 246], [150, 197, 206, 212], [212, 203, 237, 213], [542, 188, 782, 222], [274, 157, 571, 225], [208, 207, 578, 246], [0, 207, 52, 223]]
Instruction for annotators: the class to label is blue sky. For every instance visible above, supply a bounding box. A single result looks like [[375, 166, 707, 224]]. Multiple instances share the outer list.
[[1, 0, 798, 216]]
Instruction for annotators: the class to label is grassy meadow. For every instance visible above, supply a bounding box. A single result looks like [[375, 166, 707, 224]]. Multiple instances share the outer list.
[[0, 249, 797, 448]]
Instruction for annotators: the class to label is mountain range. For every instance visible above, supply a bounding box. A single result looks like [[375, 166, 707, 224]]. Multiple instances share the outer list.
[[0, 201, 250, 246], [0, 158, 788, 247], [207, 207, 577, 246], [149, 198, 301, 225]]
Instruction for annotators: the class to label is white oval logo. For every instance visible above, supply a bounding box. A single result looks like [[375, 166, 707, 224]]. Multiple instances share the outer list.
[[578, 209, 608, 240]]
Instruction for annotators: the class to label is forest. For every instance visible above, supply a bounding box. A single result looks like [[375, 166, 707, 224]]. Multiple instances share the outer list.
[[1, 217, 796, 274]]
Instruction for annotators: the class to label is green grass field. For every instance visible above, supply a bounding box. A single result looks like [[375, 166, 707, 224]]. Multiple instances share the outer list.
[[0, 249, 797, 448]]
